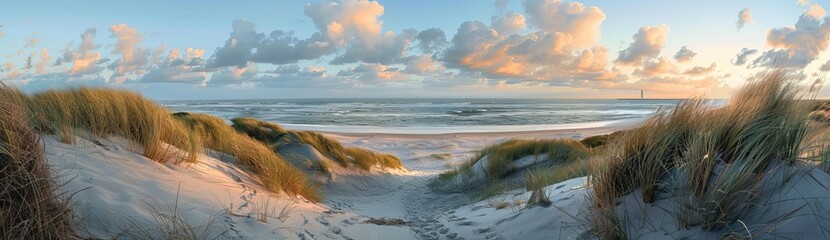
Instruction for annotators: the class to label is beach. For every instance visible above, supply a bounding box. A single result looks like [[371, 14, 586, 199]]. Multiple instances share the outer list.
[[44, 119, 634, 240]]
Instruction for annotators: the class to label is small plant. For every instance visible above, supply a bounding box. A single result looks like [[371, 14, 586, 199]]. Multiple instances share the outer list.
[[524, 170, 552, 208]]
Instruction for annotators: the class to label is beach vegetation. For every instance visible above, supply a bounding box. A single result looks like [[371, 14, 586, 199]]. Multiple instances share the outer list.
[[0, 86, 76, 239], [588, 70, 823, 237]]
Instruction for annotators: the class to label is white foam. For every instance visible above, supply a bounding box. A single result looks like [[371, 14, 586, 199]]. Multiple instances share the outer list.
[[281, 117, 644, 135]]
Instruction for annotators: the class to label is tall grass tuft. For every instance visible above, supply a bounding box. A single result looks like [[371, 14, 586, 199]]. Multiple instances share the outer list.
[[344, 147, 403, 170], [472, 139, 590, 179], [231, 117, 403, 171], [589, 70, 817, 236], [0, 86, 76, 239], [27, 88, 199, 163], [174, 113, 320, 201]]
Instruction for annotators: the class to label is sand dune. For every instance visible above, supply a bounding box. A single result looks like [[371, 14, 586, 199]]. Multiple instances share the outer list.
[[43, 120, 633, 239]]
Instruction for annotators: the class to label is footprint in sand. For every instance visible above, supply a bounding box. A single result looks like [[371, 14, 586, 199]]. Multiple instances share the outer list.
[[318, 217, 330, 226]]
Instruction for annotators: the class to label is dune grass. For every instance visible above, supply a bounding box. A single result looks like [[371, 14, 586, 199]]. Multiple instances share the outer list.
[[432, 138, 591, 195], [0, 86, 320, 201], [231, 117, 403, 171], [27, 88, 199, 163], [174, 113, 320, 201], [469, 139, 590, 179], [344, 147, 403, 170], [230, 117, 287, 143], [589, 70, 819, 237], [0, 86, 76, 239]]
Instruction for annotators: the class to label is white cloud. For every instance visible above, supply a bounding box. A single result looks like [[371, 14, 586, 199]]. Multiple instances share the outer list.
[[752, 11, 830, 68], [108, 24, 151, 83], [736, 7, 752, 30], [491, 12, 526, 35], [732, 48, 758, 65], [616, 25, 669, 65], [63, 28, 104, 76], [522, 0, 606, 48], [673, 46, 696, 62]]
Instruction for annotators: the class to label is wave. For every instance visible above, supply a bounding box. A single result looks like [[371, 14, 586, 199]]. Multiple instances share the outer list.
[[279, 118, 646, 135], [447, 109, 489, 116]]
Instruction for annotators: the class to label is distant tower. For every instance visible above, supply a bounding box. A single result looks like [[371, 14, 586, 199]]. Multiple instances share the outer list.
[[640, 90, 644, 99]]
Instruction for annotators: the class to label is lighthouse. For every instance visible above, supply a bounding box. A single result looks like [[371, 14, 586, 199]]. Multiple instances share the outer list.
[[640, 90, 644, 99]]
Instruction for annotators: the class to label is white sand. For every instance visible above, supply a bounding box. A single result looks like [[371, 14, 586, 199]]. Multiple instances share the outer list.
[[45, 120, 636, 239]]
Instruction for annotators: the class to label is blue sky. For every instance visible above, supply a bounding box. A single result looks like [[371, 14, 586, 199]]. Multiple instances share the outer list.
[[0, 0, 828, 100]]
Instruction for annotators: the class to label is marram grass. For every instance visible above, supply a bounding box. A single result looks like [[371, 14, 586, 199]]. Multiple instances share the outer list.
[[589, 70, 820, 237], [0, 86, 321, 201], [232, 117, 403, 171], [0, 86, 76, 239]]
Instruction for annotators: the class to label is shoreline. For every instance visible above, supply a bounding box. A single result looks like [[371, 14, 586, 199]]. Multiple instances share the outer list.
[[283, 117, 644, 139]]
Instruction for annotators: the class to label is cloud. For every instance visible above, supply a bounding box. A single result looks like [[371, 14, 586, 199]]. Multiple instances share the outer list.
[[522, 0, 606, 48], [36, 48, 50, 74], [330, 28, 417, 64], [108, 24, 151, 82], [442, 0, 618, 86], [24, 37, 39, 47], [682, 63, 717, 75], [633, 57, 677, 76], [732, 48, 758, 65], [207, 0, 420, 68], [305, 0, 417, 65], [491, 12, 526, 35], [205, 19, 262, 69], [751, 11, 830, 68], [673, 46, 696, 62], [404, 54, 446, 74], [415, 28, 448, 54], [138, 47, 206, 84], [63, 28, 104, 76], [736, 7, 752, 30], [25, 53, 33, 69], [806, 4, 826, 19], [252, 30, 336, 65], [616, 25, 669, 65], [304, 0, 385, 46], [337, 63, 404, 82], [0, 24, 4, 38]]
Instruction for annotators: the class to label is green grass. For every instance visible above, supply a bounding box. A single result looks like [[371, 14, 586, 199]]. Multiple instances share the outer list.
[[0, 86, 76, 239], [589, 70, 819, 236]]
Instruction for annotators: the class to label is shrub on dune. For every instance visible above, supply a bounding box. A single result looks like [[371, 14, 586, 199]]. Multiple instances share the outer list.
[[0, 86, 75, 239], [589, 70, 819, 237]]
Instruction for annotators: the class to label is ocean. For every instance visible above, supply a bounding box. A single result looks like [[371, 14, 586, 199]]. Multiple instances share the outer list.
[[163, 99, 683, 134]]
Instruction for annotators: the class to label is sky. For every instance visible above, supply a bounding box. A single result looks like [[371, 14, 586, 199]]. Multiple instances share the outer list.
[[1, 0, 829, 100]]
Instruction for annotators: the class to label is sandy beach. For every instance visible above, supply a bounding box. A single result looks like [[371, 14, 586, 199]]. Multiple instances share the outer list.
[[43, 120, 633, 240]]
